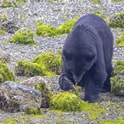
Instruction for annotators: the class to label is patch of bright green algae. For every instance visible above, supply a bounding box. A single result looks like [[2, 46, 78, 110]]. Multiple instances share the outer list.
[[115, 32, 124, 46], [92, 11, 106, 19], [50, 92, 107, 120], [0, 30, 6, 35], [108, 12, 124, 28], [112, 0, 122, 2], [15, 52, 62, 77], [98, 118, 124, 124], [0, 61, 15, 83], [10, 28, 36, 45], [92, 0, 101, 4], [1, 0, 27, 8], [36, 17, 79, 37], [110, 61, 124, 95]]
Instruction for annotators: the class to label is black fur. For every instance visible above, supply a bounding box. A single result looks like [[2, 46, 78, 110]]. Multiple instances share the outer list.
[[59, 14, 113, 102]]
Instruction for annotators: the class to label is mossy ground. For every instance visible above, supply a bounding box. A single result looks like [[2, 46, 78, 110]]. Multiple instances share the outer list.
[[0, 61, 14, 83], [36, 17, 78, 37]]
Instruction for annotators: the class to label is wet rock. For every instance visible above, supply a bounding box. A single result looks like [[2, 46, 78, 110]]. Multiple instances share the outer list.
[[0, 81, 41, 113], [0, 49, 10, 63], [20, 76, 51, 108], [1, 21, 18, 34]]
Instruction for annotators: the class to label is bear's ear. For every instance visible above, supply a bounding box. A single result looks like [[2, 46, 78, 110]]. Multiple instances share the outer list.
[[63, 50, 72, 61]]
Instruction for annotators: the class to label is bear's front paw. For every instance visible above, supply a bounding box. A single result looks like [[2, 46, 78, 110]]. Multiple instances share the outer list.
[[84, 95, 99, 103], [59, 75, 74, 91]]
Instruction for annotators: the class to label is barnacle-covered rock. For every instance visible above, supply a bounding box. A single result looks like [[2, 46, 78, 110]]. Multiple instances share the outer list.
[[0, 81, 42, 113], [20, 76, 51, 108]]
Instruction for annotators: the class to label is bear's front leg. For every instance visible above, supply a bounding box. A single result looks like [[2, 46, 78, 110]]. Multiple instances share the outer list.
[[84, 81, 101, 102], [83, 68, 107, 102]]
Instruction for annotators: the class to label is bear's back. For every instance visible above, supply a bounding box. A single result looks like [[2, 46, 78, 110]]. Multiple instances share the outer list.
[[74, 14, 113, 68]]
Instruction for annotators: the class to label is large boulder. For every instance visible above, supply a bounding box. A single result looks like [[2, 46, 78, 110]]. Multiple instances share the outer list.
[[0, 81, 42, 113]]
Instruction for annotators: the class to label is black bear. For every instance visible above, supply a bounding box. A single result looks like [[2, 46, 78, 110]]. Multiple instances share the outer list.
[[59, 14, 113, 102]]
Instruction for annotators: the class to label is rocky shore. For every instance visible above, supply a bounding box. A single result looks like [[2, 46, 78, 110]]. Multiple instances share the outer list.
[[0, 0, 124, 123]]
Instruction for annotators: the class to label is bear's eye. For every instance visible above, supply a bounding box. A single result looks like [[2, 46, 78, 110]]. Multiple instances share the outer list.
[[86, 53, 95, 62]]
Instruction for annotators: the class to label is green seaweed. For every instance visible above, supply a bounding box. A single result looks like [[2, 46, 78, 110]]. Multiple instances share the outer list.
[[98, 118, 124, 124], [36, 17, 78, 37], [92, 0, 101, 4], [32, 52, 62, 75], [15, 52, 62, 77], [110, 61, 124, 95], [48, 0, 59, 2], [1, 0, 27, 8], [10, 28, 35, 45], [0, 61, 14, 83], [15, 60, 52, 77], [115, 32, 124, 46], [93, 11, 106, 19], [112, 0, 122, 2], [56, 17, 79, 35], [50, 92, 107, 120], [24, 106, 41, 115], [0, 30, 6, 35], [108, 13, 124, 28]]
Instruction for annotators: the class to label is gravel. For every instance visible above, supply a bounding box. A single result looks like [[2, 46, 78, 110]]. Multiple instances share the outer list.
[[0, 0, 124, 123]]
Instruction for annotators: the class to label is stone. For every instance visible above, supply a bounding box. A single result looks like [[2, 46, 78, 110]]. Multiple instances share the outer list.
[[0, 49, 10, 63], [20, 76, 51, 108], [1, 21, 18, 34], [0, 81, 42, 113]]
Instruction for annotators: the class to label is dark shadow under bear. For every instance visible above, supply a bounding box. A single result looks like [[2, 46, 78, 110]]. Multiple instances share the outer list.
[[59, 14, 113, 102]]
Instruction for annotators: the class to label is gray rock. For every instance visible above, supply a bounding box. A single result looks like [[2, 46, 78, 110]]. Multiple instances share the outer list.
[[0, 49, 10, 63], [1, 21, 18, 34], [20, 76, 51, 108], [0, 81, 41, 113]]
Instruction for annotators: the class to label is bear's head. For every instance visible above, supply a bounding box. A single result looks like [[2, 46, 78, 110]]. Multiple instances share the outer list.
[[62, 25, 97, 83]]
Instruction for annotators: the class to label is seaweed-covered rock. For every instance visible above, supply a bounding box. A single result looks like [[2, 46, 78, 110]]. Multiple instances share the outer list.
[[115, 32, 124, 46], [10, 28, 35, 45], [109, 13, 124, 28], [20, 76, 51, 108], [1, 21, 18, 33], [0, 49, 10, 63], [50, 92, 84, 112], [0, 81, 41, 113], [111, 61, 124, 96], [15, 52, 62, 77], [15, 60, 48, 76], [0, 61, 14, 83], [36, 17, 78, 37], [32, 52, 62, 75]]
